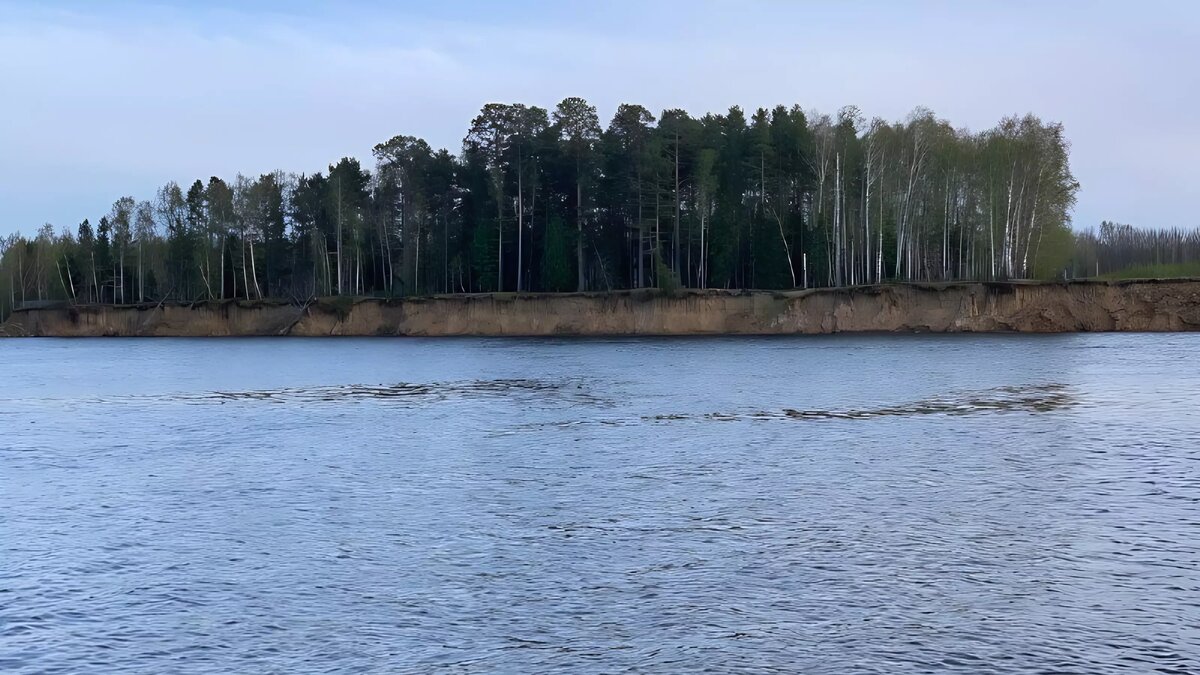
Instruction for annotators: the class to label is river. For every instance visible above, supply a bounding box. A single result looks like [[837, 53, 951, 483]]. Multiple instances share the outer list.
[[2, 335, 1198, 673]]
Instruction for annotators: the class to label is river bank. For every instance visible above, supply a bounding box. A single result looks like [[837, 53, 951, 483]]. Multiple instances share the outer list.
[[2, 280, 1199, 337]]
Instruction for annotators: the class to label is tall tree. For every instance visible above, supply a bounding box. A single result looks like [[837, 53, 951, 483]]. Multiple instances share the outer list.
[[76, 219, 98, 302], [135, 199, 158, 301], [326, 158, 370, 295], [465, 104, 514, 292], [108, 197, 134, 303], [552, 97, 601, 291], [374, 135, 434, 295], [185, 180, 212, 298], [509, 104, 549, 292], [657, 109, 697, 277], [604, 104, 657, 287], [0, 101, 1094, 302], [157, 181, 188, 299], [205, 177, 234, 299]]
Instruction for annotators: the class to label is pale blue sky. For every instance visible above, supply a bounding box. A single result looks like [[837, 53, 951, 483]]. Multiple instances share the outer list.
[[1, 0, 1196, 236]]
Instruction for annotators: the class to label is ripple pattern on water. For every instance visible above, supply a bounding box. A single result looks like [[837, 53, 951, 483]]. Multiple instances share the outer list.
[[2, 335, 1199, 674], [646, 383, 1075, 422], [169, 378, 613, 411]]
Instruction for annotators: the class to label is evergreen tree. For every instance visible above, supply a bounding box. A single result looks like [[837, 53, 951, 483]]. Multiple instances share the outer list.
[[0, 101, 1105, 304], [541, 212, 572, 292]]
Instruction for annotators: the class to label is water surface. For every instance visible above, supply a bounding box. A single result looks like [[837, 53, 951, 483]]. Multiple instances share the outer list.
[[3, 335, 1199, 673]]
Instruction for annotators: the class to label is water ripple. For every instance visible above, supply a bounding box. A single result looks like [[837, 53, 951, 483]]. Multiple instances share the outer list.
[[2, 335, 1199, 673], [648, 383, 1075, 423]]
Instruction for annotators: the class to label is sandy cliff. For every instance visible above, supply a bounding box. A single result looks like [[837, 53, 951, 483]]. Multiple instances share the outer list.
[[2, 281, 1199, 337]]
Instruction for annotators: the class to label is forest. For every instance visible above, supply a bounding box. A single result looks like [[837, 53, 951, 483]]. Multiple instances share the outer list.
[[0, 98, 1192, 321]]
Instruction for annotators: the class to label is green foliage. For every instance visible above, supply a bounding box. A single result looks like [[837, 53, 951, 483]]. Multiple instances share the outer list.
[[1071, 221, 1200, 280], [470, 223, 497, 292], [1032, 224, 1075, 280], [11, 97, 1178, 305], [541, 213, 572, 292], [1099, 262, 1200, 280], [654, 248, 681, 295]]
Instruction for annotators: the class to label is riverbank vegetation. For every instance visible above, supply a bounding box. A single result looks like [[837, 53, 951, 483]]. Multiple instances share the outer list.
[[0, 99, 1191, 322], [1072, 221, 1200, 280]]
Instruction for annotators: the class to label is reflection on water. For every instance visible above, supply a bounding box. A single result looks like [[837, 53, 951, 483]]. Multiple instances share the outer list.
[[2, 335, 1199, 674]]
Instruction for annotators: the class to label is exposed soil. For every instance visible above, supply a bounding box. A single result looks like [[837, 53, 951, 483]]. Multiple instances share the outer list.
[[3, 280, 1200, 337]]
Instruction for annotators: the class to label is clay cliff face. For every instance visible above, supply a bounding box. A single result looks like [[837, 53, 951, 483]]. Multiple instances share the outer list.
[[2, 281, 1199, 337]]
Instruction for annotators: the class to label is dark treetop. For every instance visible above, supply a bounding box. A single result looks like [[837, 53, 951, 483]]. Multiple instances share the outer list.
[[1, 99, 1195, 320]]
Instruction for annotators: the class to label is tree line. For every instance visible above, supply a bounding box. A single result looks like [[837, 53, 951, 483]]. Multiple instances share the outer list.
[[1070, 221, 1200, 279], [1, 96, 1181, 322]]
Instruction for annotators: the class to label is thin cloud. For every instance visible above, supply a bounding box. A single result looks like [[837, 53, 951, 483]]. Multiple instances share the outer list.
[[0, 0, 1195, 234]]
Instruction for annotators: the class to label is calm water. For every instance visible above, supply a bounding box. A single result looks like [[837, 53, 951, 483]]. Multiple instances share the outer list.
[[2, 335, 1199, 673]]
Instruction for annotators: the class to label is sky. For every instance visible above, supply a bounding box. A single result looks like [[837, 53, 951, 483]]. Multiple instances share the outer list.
[[1, 0, 1197, 237]]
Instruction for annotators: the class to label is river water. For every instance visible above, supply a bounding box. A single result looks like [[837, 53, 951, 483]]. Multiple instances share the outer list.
[[2, 335, 1199, 673]]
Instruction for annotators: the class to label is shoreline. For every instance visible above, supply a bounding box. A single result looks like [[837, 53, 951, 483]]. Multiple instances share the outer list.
[[3, 280, 1199, 337]]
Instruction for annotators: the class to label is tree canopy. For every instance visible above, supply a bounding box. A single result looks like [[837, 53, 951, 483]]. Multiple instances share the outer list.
[[2, 97, 1181, 322]]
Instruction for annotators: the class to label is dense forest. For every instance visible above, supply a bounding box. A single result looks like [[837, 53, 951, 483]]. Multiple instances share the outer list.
[[0, 98, 1192, 321]]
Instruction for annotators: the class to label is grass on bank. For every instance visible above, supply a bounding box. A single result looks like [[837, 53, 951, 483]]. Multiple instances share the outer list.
[[1097, 262, 1200, 280]]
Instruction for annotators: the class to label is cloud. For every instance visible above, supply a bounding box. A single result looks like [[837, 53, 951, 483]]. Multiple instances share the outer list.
[[0, 0, 1196, 234]]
